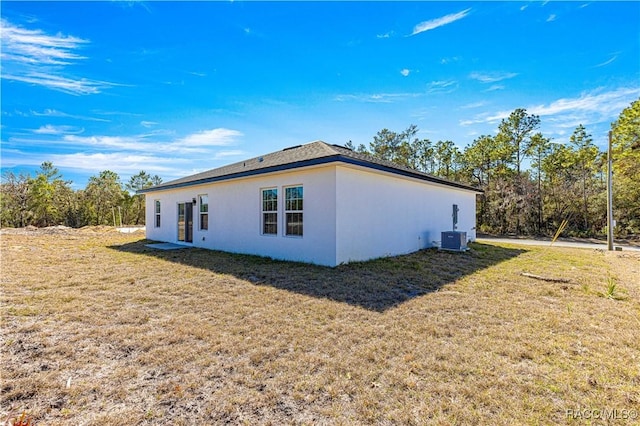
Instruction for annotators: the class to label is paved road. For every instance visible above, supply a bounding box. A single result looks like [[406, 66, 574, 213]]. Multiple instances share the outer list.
[[476, 237, 640, 252]]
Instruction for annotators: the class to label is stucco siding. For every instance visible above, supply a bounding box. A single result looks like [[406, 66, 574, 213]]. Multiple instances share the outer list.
[[335, 165, 477, 264], [145, 165, 337, 266]]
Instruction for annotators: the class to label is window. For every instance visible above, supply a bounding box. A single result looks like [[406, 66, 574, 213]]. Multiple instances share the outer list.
[[285, 186, 303, 236], [199, 194, 209, 230], [261, 188, 277, 235], [154, 200, 161, 228]]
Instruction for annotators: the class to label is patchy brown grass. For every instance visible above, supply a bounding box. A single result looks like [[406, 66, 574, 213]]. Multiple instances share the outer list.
[[1, 228, 639, 425]]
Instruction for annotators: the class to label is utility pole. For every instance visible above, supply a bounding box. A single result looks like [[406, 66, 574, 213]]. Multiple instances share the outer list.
[[607, 131, 614, 251]]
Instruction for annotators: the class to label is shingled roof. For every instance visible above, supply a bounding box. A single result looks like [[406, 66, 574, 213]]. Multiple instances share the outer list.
[[138, 141, 482, 194]]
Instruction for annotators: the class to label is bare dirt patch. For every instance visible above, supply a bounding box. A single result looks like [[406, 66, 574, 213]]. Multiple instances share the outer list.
[[1, 229, 638, 424]]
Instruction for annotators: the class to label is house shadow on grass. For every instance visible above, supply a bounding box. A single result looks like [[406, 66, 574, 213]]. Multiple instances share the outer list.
[[109, 241, 526, 312]]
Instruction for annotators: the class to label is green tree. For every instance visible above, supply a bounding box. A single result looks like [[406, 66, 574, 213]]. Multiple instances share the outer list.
[[611, 98, 640, 235], [496, 108, 541, 234], [28, 162, 73, 227], [569, 124, 600, 232], [369, 125, 418, 168], [125, 171, 158, 225], [0, 171, 31, 227], [85, 170, 125, 225], [527, 133, 551, 234]]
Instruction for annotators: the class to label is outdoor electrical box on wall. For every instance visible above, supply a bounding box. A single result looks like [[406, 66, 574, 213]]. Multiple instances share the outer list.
[[441, 204, 468, 251]]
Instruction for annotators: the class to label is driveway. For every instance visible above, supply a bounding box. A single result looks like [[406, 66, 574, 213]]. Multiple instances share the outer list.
[[476, 236, 640, 252]]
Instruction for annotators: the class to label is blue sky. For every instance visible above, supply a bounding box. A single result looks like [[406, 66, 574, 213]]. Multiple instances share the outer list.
[[2, 1, 639, 188]]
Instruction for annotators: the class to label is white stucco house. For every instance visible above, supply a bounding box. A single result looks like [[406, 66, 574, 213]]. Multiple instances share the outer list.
[[138, 141, 482, 266]]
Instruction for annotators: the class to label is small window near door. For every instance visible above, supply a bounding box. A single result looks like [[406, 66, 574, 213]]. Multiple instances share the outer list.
[[154, 200, 161, 228], [199, 194, 208, 230]]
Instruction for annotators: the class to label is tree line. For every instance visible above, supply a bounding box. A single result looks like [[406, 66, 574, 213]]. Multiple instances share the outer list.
[[0, 165, 161, 228], [2, 99, 638, 236], [345, 99, 639, 237]]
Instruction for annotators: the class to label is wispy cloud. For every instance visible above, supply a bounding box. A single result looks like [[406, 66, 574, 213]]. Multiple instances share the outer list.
[[31, 108, 111, 122], [2, 72, 115, 95], [3, 127, 246, 180], [460, 87, 640, 132], [376, 31, 394, 39], [334, 92, 421, 103], [485, 85, 505, 92], [460, 101, 486, 110], [33, 124, 84, 135], [470, 71, 518, 83], [411, 8, 471, 36], [176, 128, 243, 147], [440, 56, 461, 65], [546, 14, 557, 22], [140, 121, 158, 128], [427, 80, 458, 93], [400, 69, 410, 77], [0, 18, 117, 95], [594, 54, 618, 68], [0, 18, 88, 65]]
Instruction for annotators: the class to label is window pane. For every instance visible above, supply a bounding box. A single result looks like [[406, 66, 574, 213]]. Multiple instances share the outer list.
[[286, 212, 303, 236], [262, 189, 277, 212], [155, 200, 161, 214], [263, 212, 277, 235], [155, 214, 161, 228], [285, 186, 303, 212], [200, 213, 208, 230], [200, 195, 208, 213]]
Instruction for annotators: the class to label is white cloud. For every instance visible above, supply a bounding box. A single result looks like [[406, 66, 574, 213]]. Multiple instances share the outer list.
[[177, 128, 243, 147], [31, 108, 111, 122], [594, 54, 617, 68], [460, 87, 640, 132], [400, 69, 410, 77], [460, 101, 486, 110], [485, 85, 505, 92], [470, 71, 518, 83], [334, 92, 421, 103], [411, 8, 471, 36], [0, 19, 88, 65], [520, 5, 528, 11], [0, 19, 117, 95], [51, 152, 181, 174], [427, 80, 457, 93], [546, 14, 557, 22], [376, 31, 394, 39], [3, 127, 246, 181], [440, 56, 461, 65], [140, 120, 159, 128], [527, 88, 639, 118], [56, 128, 243, 154], [33, 124, 84, 135], [3, 72, 114, 96]]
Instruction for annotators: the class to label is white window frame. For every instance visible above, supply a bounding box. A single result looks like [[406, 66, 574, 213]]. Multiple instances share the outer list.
[[199, 194, 209, 231], [261, 187, 278, 236], [154, 200, 161, 228], [284, 185, 303, 237]]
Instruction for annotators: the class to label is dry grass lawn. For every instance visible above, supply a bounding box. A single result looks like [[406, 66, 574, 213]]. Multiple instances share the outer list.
[[1, 227, 639, 425]]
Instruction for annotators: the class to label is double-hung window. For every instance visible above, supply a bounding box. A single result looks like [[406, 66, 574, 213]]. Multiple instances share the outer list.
[[285, 186, 303, 236], [199, 195, 209, 230], [154, 200, 161, 227], [261, 188, 278, 235]]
